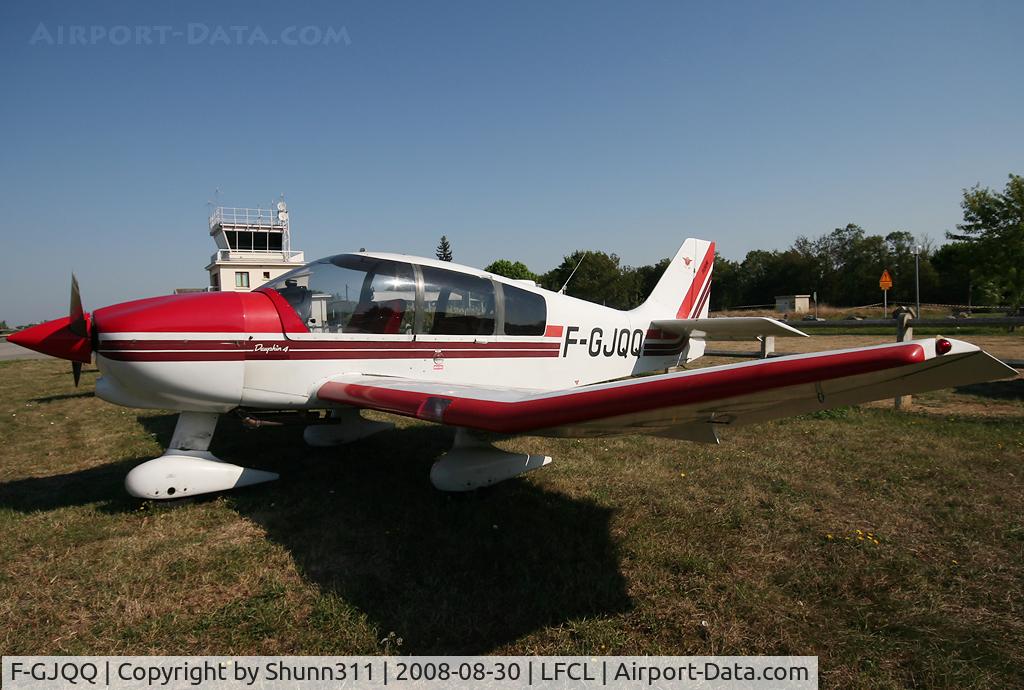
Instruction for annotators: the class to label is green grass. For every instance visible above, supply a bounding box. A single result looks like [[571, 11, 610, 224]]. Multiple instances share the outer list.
[[1, 358, 1023, 688]]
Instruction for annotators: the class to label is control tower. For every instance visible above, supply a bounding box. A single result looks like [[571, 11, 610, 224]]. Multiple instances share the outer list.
[[205, 200, 306, 291]]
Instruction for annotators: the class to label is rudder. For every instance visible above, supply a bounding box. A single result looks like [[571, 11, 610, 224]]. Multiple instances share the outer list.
[[635, 238, 715, 319]]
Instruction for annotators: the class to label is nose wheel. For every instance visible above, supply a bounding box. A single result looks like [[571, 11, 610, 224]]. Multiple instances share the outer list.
[[125, 412, 278, 499]]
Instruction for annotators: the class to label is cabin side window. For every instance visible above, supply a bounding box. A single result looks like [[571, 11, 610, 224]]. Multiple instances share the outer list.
[[420, 266, 496, 336], [503, 284, 547, 335]]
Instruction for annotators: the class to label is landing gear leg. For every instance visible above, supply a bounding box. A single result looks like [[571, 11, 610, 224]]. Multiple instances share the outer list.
[[303, 407, 395, 447], [124, 411, 279, 499], [430, 428, 552, 491]]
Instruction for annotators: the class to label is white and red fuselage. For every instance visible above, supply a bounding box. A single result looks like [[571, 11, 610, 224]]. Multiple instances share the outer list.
[[88, 249, 714, 413]]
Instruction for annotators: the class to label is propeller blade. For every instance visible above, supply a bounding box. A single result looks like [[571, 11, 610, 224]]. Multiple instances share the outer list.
[[69, 274, 91, 387], [69, 274, 88, 338]]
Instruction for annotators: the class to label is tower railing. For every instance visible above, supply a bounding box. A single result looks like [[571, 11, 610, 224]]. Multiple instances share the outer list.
[[209, 206, 288, 230], [210, 249, 305, 264]]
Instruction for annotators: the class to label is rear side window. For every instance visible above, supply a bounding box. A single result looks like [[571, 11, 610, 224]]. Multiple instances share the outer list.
[[503, 284, 546, 335], [421, 266, 496, 335]]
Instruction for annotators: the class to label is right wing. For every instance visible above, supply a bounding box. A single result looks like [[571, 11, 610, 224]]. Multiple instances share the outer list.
[[314, 338, 1016, 442]]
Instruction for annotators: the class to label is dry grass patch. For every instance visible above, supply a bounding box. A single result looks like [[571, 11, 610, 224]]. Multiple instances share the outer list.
[[1, 357, 1023, 687]]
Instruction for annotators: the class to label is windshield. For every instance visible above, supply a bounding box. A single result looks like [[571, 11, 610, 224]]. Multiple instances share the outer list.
[[266, 255, 548, 337], [265, 255, 416, 334]]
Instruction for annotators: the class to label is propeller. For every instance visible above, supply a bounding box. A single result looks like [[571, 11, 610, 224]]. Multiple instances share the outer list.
[[69, 274, 89, 386], [6, 275, 94, 380], [69, 274, 87, 337]]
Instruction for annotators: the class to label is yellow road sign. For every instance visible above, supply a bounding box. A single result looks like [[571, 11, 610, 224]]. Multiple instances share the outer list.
[[879, 269, 893, 291]]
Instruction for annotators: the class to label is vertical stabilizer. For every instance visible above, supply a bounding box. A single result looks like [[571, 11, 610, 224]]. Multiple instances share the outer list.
[[634, 238, 715, 319]]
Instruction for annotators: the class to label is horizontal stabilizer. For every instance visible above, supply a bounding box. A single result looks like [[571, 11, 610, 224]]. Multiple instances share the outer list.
[[650, 317, 807, 341]]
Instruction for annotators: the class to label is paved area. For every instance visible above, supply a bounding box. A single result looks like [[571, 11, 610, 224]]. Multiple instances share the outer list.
[[0, 340, 49, 361]]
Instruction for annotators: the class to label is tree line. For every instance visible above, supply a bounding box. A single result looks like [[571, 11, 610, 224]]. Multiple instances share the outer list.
[[472, 173, 1023, 311]]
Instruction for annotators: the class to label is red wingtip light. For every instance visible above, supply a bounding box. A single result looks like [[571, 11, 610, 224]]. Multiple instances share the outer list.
[[935, 338, 953, 356]]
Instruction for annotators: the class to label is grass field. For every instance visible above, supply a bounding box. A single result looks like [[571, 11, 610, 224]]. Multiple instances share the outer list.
[[1, 343, 1022, 688]]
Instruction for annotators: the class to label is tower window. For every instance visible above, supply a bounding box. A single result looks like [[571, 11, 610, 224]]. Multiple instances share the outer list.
[[263, 271, 271, 279], [235, 272, 250, 288]]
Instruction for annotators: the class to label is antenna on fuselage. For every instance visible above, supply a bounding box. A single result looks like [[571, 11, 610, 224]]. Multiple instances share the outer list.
[[559, 254, 586, 294]]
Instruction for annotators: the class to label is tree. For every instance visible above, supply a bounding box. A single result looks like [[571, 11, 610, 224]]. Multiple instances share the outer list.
[[797, 224, 867, 304], [626, 258, 671, 307], [435, 235, 453, 262], [949, 174, 1024, 308], [931, 241, 1000, 307], [709, 254, 742, 311], [484, 259, 537, 281], [730, 249, 813, 307], [0, 320, 7, 331]]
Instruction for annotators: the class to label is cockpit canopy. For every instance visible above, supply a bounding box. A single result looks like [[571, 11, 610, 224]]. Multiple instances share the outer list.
[[264, 255, 547, 336]]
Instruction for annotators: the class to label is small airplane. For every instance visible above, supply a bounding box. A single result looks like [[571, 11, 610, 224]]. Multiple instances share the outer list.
[[9, 238, 1017, 499]]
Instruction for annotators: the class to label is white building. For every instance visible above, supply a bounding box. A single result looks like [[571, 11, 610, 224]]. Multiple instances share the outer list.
[[204, 201, 305, 292], [775, 294, 811, 313]]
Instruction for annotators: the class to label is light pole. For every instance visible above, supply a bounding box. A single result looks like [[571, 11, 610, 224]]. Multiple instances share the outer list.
[[913, 244, 922, 318]]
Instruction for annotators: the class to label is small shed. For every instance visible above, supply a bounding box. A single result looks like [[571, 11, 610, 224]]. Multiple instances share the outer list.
[[775, 294, 811, 313]]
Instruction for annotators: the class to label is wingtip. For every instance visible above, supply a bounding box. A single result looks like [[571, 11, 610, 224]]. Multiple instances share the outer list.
[[766, 317, 809, 337]]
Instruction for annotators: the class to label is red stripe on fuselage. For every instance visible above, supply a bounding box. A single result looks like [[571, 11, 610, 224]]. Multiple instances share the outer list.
[[97, 338, 561, 362], [99, 339, 560, 351], [100, 349, 561, 362]]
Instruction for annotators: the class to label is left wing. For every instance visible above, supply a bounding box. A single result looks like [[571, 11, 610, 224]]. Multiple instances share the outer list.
[[314, 338, 1016, 442]]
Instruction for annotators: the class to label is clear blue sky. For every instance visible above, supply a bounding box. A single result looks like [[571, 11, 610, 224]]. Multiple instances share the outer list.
[[1, 1, 1021, 325]]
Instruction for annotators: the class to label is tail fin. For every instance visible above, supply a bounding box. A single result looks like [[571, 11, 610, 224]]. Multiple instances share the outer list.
[[635, 238, 715, 319]]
